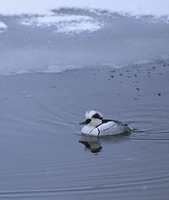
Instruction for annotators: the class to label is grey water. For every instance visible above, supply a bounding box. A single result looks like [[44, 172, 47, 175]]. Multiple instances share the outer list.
[[0, 8, 169, 200], [0, 65, 169, 200]]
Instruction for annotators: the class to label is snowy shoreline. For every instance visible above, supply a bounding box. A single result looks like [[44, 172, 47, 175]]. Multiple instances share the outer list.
[[1, 0, 169, 18]]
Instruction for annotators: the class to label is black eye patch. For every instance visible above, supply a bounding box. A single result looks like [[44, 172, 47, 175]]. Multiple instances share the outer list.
[[92, 113, 102, 119], [86, 119, 91, 124]]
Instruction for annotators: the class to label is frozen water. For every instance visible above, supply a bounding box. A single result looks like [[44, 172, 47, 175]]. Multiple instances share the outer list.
[[0, 0, 169, 75], [21, 14, 101, 34]]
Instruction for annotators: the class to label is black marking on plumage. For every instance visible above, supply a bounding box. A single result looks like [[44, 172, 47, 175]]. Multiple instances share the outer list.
[[85, 119, 91, 124], [102, 119, 113, 123], [102, 119, 124, 125], [97, 127, 101, 136], [92, 113, 103, 120]]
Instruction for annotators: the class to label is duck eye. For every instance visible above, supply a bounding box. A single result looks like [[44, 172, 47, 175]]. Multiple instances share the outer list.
[[86, 119, 91, 124]]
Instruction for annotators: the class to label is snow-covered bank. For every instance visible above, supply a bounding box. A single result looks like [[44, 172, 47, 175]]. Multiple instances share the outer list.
[[0, 0, 169, 35], [0, 0, 169, 18]]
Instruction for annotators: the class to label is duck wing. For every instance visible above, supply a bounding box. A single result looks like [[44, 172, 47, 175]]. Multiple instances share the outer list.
[[102, 119, 123, 125]]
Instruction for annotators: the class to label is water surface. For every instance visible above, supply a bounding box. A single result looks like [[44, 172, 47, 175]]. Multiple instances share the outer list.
[[0, 63, 169, 199]]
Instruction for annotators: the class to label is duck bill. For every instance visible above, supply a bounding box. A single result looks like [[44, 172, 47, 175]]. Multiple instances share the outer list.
[[79, 121, 87, 125]]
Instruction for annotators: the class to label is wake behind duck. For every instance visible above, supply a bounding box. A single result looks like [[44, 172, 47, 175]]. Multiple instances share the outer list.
[[80, 110, 131, 136]]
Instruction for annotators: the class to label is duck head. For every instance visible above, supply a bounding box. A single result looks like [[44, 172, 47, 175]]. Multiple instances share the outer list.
[[80, 110, 103, 127]]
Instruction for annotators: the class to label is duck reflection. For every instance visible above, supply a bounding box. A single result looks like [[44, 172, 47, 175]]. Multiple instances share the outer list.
[[79, 136, 102, 153], [79, 133, 130, 153]]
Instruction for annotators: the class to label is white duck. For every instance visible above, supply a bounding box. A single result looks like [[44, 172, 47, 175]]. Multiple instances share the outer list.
[[80, 110, 131, 136]]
